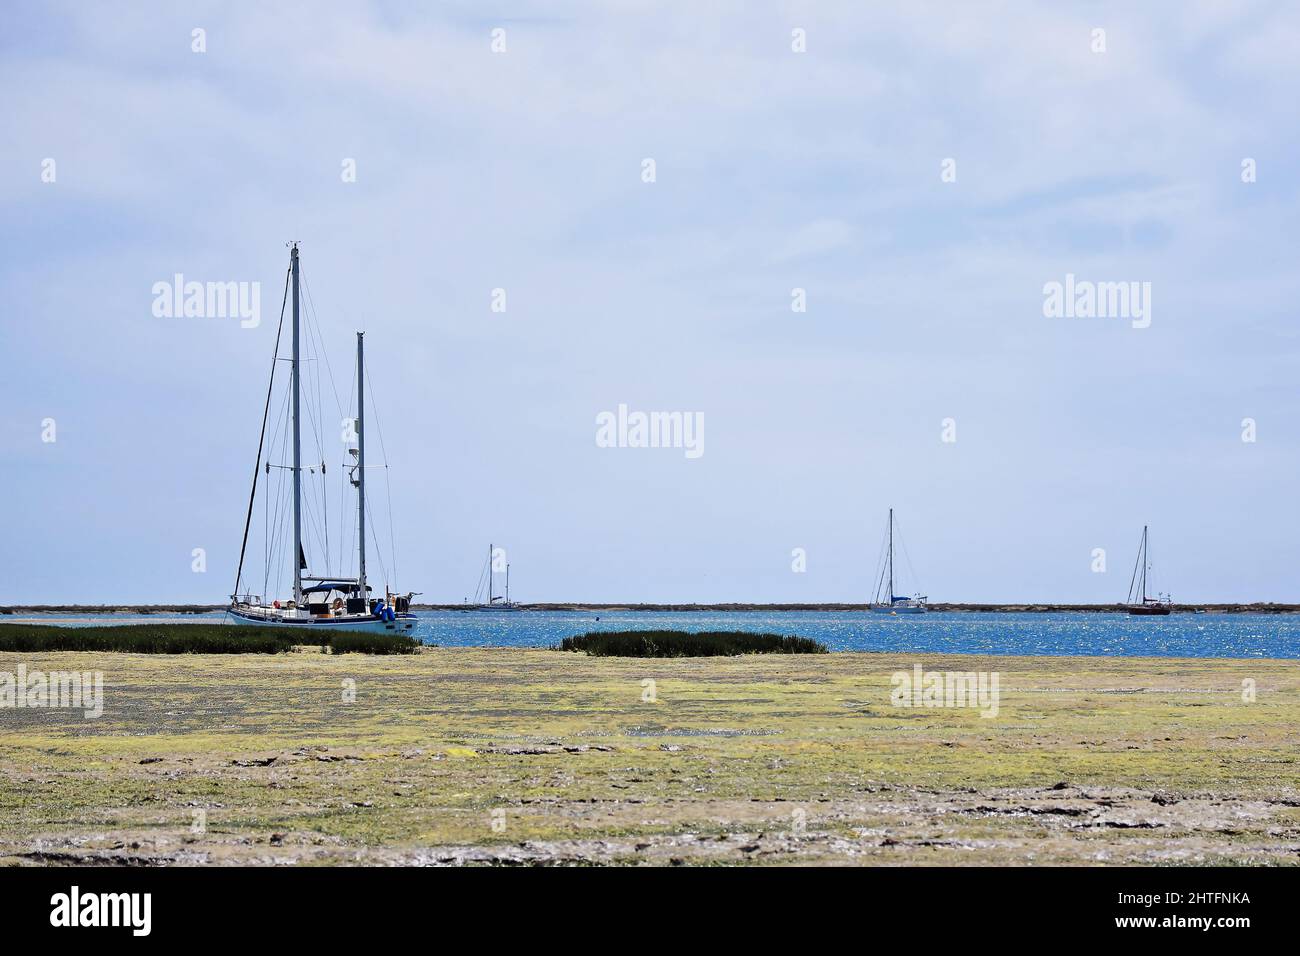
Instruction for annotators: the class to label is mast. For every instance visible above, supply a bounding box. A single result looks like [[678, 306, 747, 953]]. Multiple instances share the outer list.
[[356, 332, 366, 599], [232, 258, 292, 606], [506, 563, 510, 604], [887, 508, 894, 602], [488, 543, 494, 605], [1140, 525, 1149, 602], [291, 243, 303, 606]]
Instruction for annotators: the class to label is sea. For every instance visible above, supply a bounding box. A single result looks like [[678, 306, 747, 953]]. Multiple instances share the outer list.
[[10, 609, 1300, 658]]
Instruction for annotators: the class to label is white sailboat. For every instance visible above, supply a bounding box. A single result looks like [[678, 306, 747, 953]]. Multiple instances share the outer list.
[[870, 508, 928, 614], [228, 244, 415, 633], [467, 543, 521, 611]]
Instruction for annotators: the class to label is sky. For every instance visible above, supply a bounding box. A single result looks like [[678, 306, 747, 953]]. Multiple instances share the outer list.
[[1, 1, 1298, 604]]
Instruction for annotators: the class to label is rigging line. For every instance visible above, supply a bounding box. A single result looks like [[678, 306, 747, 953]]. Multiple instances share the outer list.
[[364, 360, 390, 462], [267, 387, 293, 599], [267, 477, 285, 598], [341, 479, 356, 580], [260, 465, 267, 599], [262, 437, 275, 600], [302, 471, 324, 569], [894, 518, 922, 594], [300, 272, 352, 576], [339, 359, 357, 578], [871, 519, 890, 603], [301, 272, 329, 415], [263, 468, 277, 600], [293, 335, 332, 575], [874, 535, 891, 603], [308, 462, 335, 573], [384, 465, 397, 589], [343, 374, 359, 581], [870, 514, 891, 603], [262, 369, 291, 581], [264, 411, 288, 601], [342, 462, 358, 577], [363, 357, 399, 587], [474, 551, 492, 604], [364, 495, 389, 587], [310, 331, 330, 460], [233, 262, 291, 602], [337, 458, 348, 581], [263, 477, 277, 599], [261, 458, 268, 601], [305, 421, 330, 573], [1147, 534, 1159, 599], [264, 432, 286, 599], [321, 455, 330, 574], [299, 268, 347, 419], [299, 364, 325, 458], [276, 446, 294, 589], [307, 324, 330, 574], [341, 357, 359, 575], [1126, 529, 1143, 603], [1145, 553, 1161, 600], [873, 553, 889, 605], [265, 382, 292, 595], [471, 554, 484, 603]]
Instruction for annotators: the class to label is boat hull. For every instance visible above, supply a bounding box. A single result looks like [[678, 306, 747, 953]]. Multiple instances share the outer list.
[[1127, 605, 1171, 616], [871, 605, 926, 615], [229, 609, 416, 633]]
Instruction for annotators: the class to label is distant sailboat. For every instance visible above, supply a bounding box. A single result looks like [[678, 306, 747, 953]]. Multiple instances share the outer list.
[[1126, 525, 1172, 616], [870, 508, 927, 614], [469, 543, 521, 611]]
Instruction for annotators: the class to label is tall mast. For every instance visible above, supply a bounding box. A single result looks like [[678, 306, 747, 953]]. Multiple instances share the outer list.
[[1140, 525, 1149, 601], [887, 508, 894, 601], [356, 332, 366, 598], [488, 543, 494, 605], [291, 243, 303, 606], [506, 563, 510, 604]]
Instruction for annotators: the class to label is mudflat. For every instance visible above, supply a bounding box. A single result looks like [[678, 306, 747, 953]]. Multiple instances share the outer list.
[[1, 647, 1296, 865]]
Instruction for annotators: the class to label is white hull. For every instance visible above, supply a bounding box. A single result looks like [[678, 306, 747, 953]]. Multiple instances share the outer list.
[[871, 604, 927, 615], [229, 608, 415, 633]]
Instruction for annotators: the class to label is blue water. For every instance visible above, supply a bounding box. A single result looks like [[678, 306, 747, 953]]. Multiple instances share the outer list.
[[12, 610, 1300, 658]]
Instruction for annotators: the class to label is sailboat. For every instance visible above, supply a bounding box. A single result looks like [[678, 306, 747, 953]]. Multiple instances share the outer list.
[[1126, 525, 1172, 616], [870, 508, 928, 614], [468, 543, 521, 611], [228, 244, 415, 633]]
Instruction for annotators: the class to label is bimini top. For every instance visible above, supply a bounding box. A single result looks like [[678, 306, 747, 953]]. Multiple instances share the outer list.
[[302, 581, 371, 594]]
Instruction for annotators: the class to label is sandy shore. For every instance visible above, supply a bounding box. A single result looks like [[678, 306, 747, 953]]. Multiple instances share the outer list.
[[1, 647, 1297, 865]]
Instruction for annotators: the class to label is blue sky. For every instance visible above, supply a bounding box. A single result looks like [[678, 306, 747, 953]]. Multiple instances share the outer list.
[[2, 1, 1298, 604]]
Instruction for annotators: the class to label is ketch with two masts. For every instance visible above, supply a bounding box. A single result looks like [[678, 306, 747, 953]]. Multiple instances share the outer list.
[[229, 244, 415, 633], [467, 543, 520, 611]]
